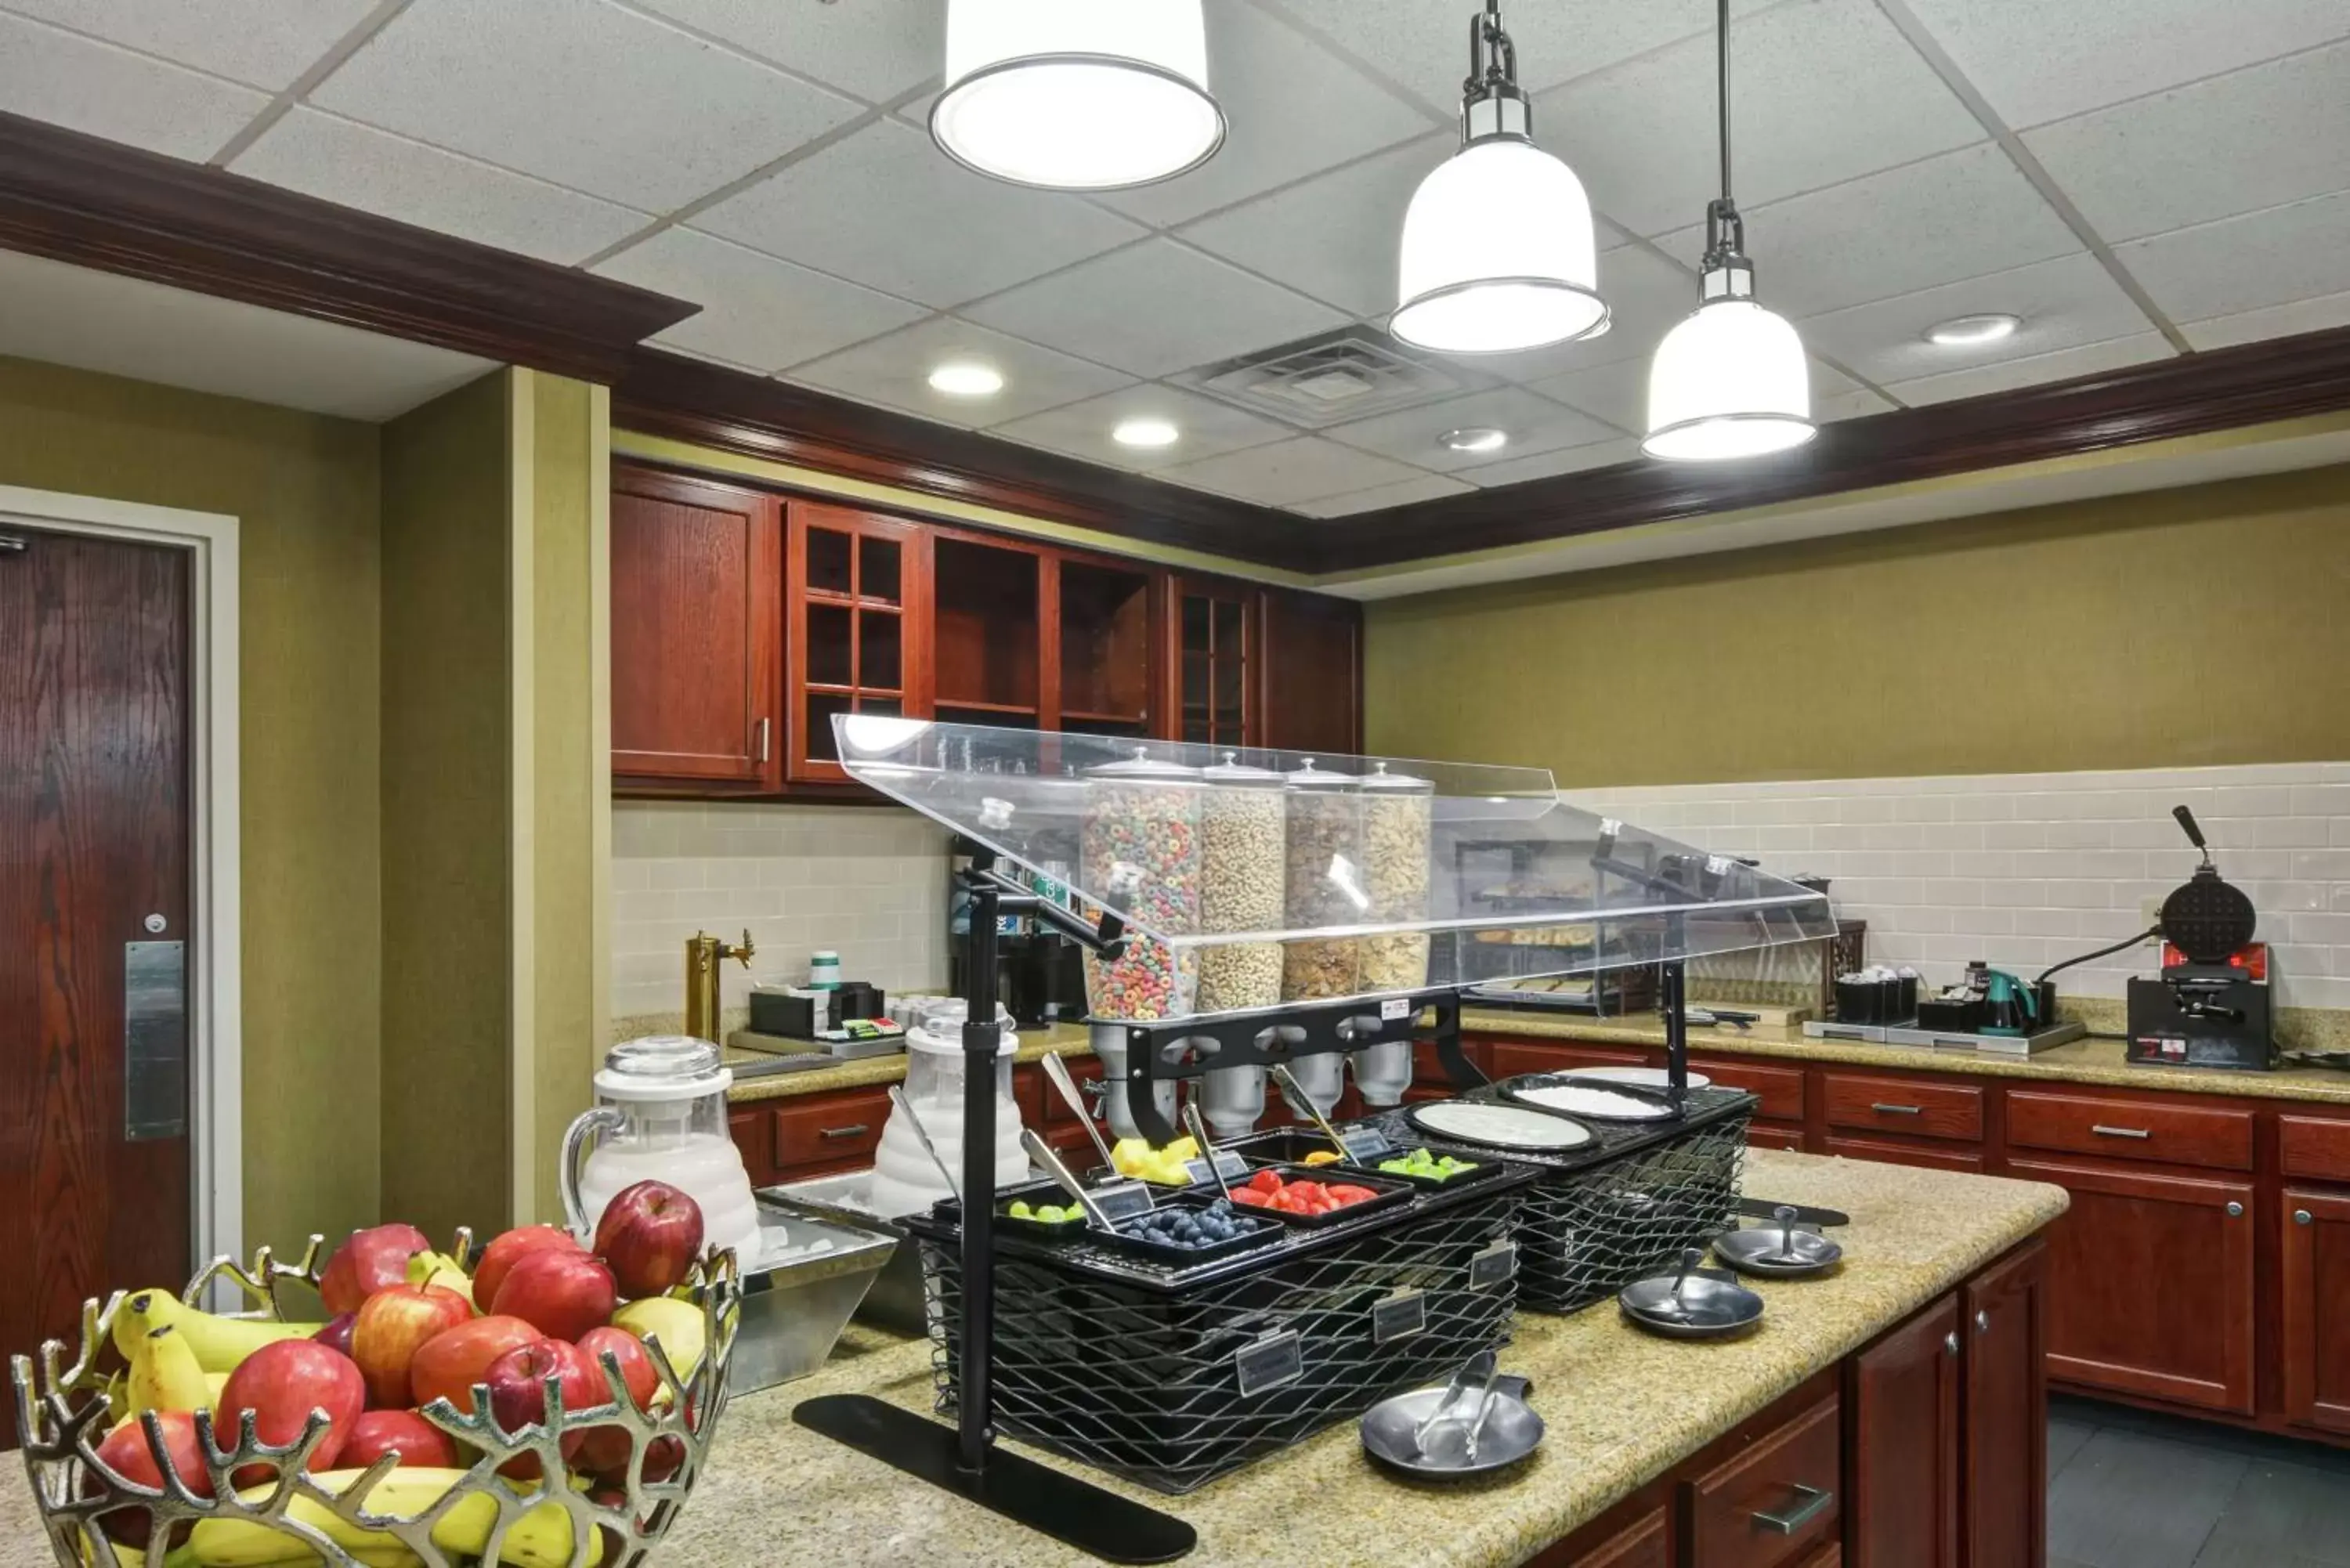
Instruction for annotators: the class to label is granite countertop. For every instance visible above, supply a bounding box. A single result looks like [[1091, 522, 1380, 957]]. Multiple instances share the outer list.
[[647, 1150, 2062, 1567], [1462, 1006, 2350, 1107], [721, 1022, 1095, 1103]]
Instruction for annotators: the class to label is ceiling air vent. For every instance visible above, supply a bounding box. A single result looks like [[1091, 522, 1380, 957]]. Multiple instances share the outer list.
[[1175, 327, 1496, 429]]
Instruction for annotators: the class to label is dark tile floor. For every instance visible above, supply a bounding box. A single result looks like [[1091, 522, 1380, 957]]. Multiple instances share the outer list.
[[2049, 1396, 2350, 1568]]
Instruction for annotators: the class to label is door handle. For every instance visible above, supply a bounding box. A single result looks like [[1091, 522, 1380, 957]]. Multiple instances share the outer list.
[[754, 716, 771, 763], [1753, 1483, 1834, 1534], [0, 533, 25, 554], [2091, 1124, 2150, 1140], [1976, 1309, 1990, 1334], [1871, 1102, 1922, 1116], [2297, 1209, 2314, 1226], [1943, 1331, 1959, 1357], [2226, 1201, 2244, 1218]]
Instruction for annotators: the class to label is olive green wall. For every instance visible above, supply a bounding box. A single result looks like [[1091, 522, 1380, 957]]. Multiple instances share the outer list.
[[0, 353, 384, 1251], [1366, 462, 2350, 786]]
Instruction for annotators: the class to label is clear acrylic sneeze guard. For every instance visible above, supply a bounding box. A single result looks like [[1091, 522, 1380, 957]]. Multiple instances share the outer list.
[[834, 716, 1838, 1021]]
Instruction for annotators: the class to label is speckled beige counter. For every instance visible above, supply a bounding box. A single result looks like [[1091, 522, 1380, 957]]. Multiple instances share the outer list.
[[721, 1023, 1094, 1104], [1463, 1006, 2350, 1107]]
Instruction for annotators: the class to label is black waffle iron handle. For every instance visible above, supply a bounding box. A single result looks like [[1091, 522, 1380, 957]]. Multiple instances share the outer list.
[[2174, 804, 2212, 865]]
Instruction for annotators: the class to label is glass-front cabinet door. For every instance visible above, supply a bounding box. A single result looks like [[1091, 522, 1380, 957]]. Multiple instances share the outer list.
[[786, 502, 928, 782], [1168, 575, 1256, 748]]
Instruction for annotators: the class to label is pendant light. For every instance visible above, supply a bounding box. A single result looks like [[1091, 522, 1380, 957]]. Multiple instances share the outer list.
[[931, 0, 1226, 191], [1643, 0, 1815, 461], [1392, 2, 1608, 356]]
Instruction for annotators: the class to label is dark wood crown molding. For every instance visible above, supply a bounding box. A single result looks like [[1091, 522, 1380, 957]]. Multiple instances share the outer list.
[[0, 110, 696, 384], [612, 346, 1322, 572]]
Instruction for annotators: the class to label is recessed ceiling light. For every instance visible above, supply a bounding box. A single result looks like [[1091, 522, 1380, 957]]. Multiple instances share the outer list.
[[1438, 426, 1509, 454], [1925, 313, 2020, 348], [1112, 417, 1180, 449], [927, 361, 1004, 396]]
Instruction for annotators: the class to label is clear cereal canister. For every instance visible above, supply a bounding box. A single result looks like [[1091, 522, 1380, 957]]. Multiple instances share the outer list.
[[1195, 753, 1286, 1013], [1080, 747, 1202, 1021], [1358, 761, 1435, 993], [1280, 757, 1362, 1002]]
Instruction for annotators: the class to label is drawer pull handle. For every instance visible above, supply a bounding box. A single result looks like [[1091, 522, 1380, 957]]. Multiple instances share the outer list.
[[1976, 1309, 1990, 1335], [2092, 1124, 2151, 1140], [1753, 1483, 1834, 1534], [819, 1124, 873, 1140], [2297, 1209, 2314, 1226], [1871, 1102, 1922, 1116], [1943, 1331, 1959, 1357]]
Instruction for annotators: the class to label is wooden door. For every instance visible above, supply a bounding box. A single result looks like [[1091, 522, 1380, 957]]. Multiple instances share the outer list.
[[2010, 1157, 2254, 1414], [2281, 1187, 2350, 1435], [610, 469, 781, 787], [786, 503, 927, 783], [1847, 1295, 1960, 1568], [1963, 1241, 2046, 1568], [0, 525, 192, 1439], [1258, 587, 1361, 755], [1164, 574, 1256, 748]]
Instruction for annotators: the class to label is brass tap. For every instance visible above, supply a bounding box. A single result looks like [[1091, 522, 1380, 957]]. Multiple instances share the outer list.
[[685, 929, 755, 1042]]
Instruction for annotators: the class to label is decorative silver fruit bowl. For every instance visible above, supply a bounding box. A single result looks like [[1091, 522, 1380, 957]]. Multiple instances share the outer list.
[[11, 1233, 742, 1568]]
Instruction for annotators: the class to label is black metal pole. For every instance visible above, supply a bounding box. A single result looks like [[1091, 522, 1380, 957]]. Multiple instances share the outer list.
[[1662, 959, 1690, 1111], [958, 869, 1001, 1474]]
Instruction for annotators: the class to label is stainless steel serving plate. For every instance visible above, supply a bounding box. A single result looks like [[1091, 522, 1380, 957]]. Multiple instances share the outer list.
[[1618, 1268, 1766, 1340], [1361, 1380, 1545, 1479], [1713, 1218, 1844, 1279]]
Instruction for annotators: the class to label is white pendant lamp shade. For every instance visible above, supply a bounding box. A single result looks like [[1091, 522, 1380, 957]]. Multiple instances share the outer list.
[[1393, 139, 1607, 354], [1643, 292, 1815, 461], [932, 0, 1225, 190]]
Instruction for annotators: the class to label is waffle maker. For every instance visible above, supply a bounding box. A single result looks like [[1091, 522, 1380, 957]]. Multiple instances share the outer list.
[[2125, 806, 2274, 1071]]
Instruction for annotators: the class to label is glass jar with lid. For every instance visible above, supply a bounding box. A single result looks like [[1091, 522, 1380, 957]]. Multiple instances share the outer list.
[[1358, 761, 1436, 994], [1079, 747, 1202, 1020], [1195, 752, 1285, 1013], [1281, 757, 1362, 1001]]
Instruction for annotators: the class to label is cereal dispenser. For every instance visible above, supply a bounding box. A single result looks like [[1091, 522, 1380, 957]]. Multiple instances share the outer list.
[[1280, 758, 1362, 1003], [1079, 748, 1202, 1021], [1194, 753, 1285, 1135], [1352, 761, 1436, 1106]]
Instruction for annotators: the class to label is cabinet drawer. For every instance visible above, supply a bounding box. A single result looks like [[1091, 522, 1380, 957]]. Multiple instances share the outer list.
[[2280, 1115, 2350, 1183], [1824, 1134, 1984, 1175], [1686, 1394, 1842, 1568], [1695, 1057, 1806, 1122], [1822, 1073, 1983, 1143], [1748, 1122, 1807, 1152], [771, 1089, 890, 1171], [2007, 1089, 2252, 1172]]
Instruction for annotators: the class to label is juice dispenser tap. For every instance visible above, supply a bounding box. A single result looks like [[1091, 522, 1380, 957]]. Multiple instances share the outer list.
[[684, 929, 754, 1042]]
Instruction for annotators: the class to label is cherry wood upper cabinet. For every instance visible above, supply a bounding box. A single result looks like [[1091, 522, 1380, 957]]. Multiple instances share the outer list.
[[1163, 572, 1257, 750], [611, 470, 781, 789], [2281, 1185, 2350, 1436], [1260, 586, 1363, 757], [784, 502, 930, 784], [1962, 1239, 2047, 1568]]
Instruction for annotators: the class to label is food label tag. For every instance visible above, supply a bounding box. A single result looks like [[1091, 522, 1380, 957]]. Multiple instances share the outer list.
[[1372, 1288, 1427, 1346], [1235, 1331, 1304, 1396], [1379, 997, 1412, 1021], [1469, 1240, 1518, 1292], [1087, 1180, 1156, 1223], [1339, 1127, 1394, 1163], [1184, 1151, 1251, 1187]]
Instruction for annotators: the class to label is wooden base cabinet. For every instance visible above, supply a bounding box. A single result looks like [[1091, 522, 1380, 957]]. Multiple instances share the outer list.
[[1962, 1242, 2048, 1568], [2282, 1187, 2350, 1435], [1849, 1296, 1961, 1568]]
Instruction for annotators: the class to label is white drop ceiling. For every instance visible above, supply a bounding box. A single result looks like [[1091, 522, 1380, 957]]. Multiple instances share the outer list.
[[4, 0, 2349, 516]]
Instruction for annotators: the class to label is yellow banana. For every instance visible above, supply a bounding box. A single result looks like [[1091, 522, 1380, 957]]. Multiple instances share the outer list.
[[205, 1372, 230, 1405], [187, 1469, 599, 1568], [402, 1252, 473, 1307], [610, 1295, 704, 1384], [128, 1324, 212, 1418], [111, 1291, 321, 1375]]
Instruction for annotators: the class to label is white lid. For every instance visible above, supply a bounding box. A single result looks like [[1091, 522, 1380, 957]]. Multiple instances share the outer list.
[[906, 999, 1018, 1056], [1086, 744, 1202, 783], [595, 1035, 732, 1102], [1202, 750, 1283, 787], [812, 949, 841, 960], [1285, 757, 1356, 789], [1361, 760, 1433, 793]]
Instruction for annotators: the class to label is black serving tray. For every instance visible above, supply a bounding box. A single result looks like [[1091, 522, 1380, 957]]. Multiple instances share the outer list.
[[1227, 1165, 1415, 1230], [1100, 1190, 1282, 1265], [1229, 1127, 1513, 1194]]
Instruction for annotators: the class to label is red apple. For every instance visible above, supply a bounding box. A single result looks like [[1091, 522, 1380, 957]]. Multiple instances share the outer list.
[[494, 1250, 616, 1345], [483, 1339, 599, 1479], [475, 1225, 583, 1313], [215, 1339, 365, 1487], [315, 1311, 357, 1358], [592, 1181, 705, 1300], [409, 1314, 541, 1415], [88, 1411, 213, 1548], [573, 1326, 660, 1477], [337, 1408, 463, 1472], [352, 1284, 473, 1407], [319, 1223, 432, 1316]]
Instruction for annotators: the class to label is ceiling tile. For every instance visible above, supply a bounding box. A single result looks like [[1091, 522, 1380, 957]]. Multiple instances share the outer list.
[[961, 239, 1349, 379], [627, 0, 941, 102], [591, 228, 926, 371], [1819, 385, 1898, 421], [2022, 42, 2350, 242], [1461, 437, 1644, 487], [1882, 332, 2173, 406], [689, 120, 1144, 309], [1538, 0, 1986, 240], [312, 0, 862, 212], [0, 9, 267, 159], [1261, 0, 1769, 116], [0, 0, 380, 89], [987, 384, 1294, 472], [1293, 473, 1474, 518], [1177, 134, 1448, 316], [1654, 143, 2081, 318], [232, 108, 651, 266], [1156, 436, 1430, 507], [785, 318, 1133, 428], [1324, 386, 1618, 473], [2114, 187, 2350, 323], [1090, 0, 1438, 229], [1795, 252, 2155, 387], [1904, 0, 2350, 130], [1526, 357, 1650, 434], [2178, 288, 2350, 351]]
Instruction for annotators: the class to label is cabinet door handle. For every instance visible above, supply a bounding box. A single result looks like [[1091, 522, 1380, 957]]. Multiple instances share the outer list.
[[755, 716, 772, 763], [2297, 1209, 2314, 1226], [1753, 1483, 1835, 1534], [819, 1123, 872, 1140], [2091, 1123, 2150, 1140], [1871, 1102, 1922, 1116], [2226, 1201, 2244, 1218], [1976, 1309, 1990, 1334], [1943, 1331, 1959, 1357]]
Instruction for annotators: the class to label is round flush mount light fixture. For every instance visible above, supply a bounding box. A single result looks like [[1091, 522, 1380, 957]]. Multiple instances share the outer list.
[[1925, 313, 2021, 348], [1439, 427, 1509, 454], [1112, 417, 1180, 449], [931, 0, 1226, 191], [927, 361, 1004, 397]]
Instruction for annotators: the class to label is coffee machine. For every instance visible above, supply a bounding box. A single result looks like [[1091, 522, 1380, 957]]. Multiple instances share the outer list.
[[948, 839, 1087, 1028]]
